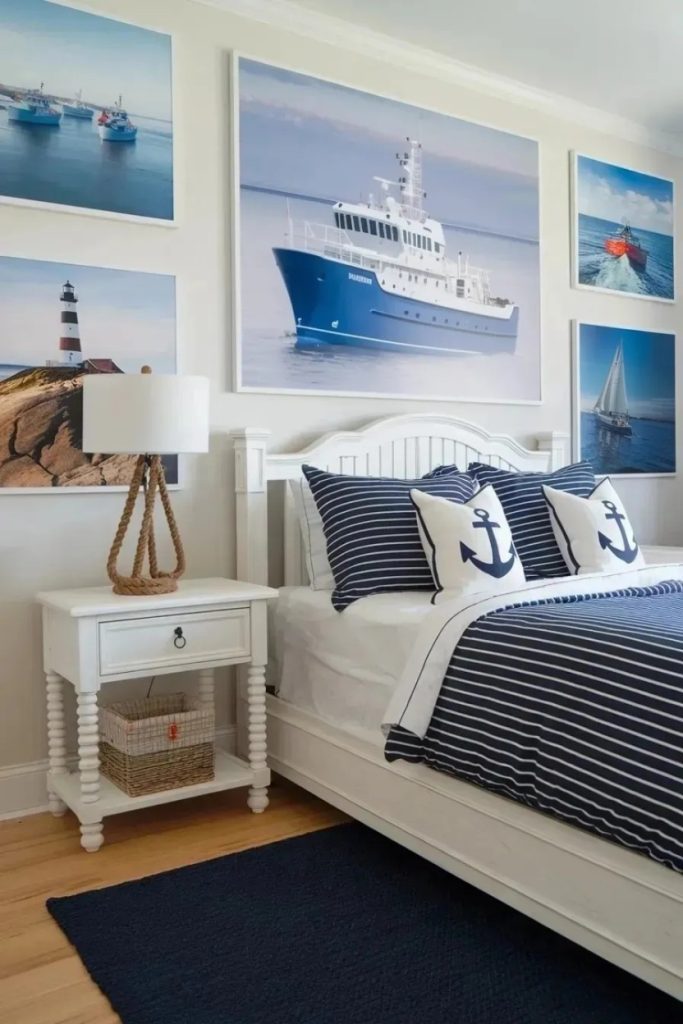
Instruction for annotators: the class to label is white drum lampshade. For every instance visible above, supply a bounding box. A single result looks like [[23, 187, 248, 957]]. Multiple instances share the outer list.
[[82, 372, 209, 455], [81, 368, 210, 597]]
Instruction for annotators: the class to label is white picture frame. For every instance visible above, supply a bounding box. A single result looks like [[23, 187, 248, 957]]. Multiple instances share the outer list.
[[232, 53, 543, 405], [572, 320, 676, 479], [0, 0, 176, 226], [0, 252, 180, 494], [570, 152, 675, 303]]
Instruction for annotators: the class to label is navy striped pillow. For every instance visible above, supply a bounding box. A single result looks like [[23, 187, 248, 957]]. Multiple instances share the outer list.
[[468, 461, 596, 579], [302, 465, 476, 610]]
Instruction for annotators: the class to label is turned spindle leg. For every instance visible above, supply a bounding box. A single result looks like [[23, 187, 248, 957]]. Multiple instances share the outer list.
[[45, 671, 67, 817], [246, 664, 269, 813], [77, 691, 104, 852], [198, 667, 215, 708]]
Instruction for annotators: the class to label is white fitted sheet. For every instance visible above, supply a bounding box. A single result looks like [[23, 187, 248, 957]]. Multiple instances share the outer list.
[[271, 587, 434, 741]]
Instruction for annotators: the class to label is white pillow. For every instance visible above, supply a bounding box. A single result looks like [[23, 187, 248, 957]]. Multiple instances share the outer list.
[[543, 478, 644, 575], [411, 484, 526, 604], [288, 477, 334, 590]]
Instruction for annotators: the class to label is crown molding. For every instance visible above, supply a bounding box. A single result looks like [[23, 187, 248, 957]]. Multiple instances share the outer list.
[[194, 0, 683, 157]]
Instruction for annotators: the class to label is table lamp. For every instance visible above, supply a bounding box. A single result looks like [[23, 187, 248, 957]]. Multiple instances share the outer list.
[[82, 367, 210, 596]]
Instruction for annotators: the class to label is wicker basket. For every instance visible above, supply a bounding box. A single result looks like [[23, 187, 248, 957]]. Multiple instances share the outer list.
[[99, 693, 214, 797]]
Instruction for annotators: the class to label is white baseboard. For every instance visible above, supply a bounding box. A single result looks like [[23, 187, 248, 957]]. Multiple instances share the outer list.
[[0, 725, 237, 821]]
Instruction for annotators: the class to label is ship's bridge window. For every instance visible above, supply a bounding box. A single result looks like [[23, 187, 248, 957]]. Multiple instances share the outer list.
[[402, 230, 408, 242], [369, 220, 377, 236], [344, 214, 353, 230], [334, 212, 341, 228], [434, 242, 441, 253], [393, 226, 398, 241], [352, 215, 360, 231], [360, 217, 368, 232], [426, 238, 432, 251], [379, 223, 386, 239], [456, 278, 465, 297]]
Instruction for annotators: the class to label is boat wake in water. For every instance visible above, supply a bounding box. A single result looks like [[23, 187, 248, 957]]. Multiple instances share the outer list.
[[577, 214, 673, 299]]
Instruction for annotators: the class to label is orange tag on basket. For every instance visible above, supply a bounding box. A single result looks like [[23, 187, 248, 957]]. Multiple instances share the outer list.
[[168, 722, 179, 741]]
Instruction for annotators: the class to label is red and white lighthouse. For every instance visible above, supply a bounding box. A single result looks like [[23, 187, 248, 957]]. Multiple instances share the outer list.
[[59, 280, 83, 365]]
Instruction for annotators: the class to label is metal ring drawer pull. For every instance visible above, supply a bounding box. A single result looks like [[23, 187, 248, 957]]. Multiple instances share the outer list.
[[173, 626, 187, 650]]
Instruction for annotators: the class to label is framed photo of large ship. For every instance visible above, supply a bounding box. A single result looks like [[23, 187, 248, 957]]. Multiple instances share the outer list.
[[0, 0, 174, 223], [572, 322, 676, 477], [571, 154, 675, 302], [235, 57, 541, 403], [0, 254, 178, 491]]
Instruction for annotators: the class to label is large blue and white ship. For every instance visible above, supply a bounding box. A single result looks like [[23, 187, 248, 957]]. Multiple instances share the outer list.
[[274, 139, 518, 355]]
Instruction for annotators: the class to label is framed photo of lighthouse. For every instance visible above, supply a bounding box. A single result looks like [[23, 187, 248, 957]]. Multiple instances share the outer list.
[[0, 254, 177, 491], [0, 0, 174, 223], [572, 322, 676, 477], [235, 57, 541, 403], [571, 154, 675, 302]]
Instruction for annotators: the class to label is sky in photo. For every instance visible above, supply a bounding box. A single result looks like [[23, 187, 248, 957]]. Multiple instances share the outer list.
[[0, 0, 172, 120], [577, 156, 673, 237], [0, 256, 176, 373], [240, 59, 539, 242], [579, 323, 675, 420]]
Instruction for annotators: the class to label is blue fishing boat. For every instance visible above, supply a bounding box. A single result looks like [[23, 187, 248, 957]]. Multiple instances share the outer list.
[[98, 96, 137, 142], [274, 139, 518, 355], [61, 90, 94, 120], [8, 84, 61, 126]]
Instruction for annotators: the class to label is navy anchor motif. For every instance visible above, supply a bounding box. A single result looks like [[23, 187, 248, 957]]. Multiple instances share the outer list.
[[460, 508, 516, 579], [598, 500, 639, 564]]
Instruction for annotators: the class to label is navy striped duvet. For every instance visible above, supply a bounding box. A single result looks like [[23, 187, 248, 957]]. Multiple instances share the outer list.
[[385, 578, 683, 873]]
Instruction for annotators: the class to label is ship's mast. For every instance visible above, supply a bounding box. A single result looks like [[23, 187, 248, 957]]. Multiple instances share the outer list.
[[397, 138, 426, 222]]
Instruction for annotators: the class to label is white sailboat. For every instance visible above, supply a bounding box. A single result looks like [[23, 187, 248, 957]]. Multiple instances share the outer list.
[[594, 342, 632, 436]]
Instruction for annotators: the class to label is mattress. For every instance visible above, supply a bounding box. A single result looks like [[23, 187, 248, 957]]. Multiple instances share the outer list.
[[271, 587, 434, 741]]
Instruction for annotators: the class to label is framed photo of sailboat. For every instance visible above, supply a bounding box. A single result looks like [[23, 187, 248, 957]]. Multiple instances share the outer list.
[[572, 322, 676, 477], [571, 154, 675, 302], [234, 56, 541, 403]]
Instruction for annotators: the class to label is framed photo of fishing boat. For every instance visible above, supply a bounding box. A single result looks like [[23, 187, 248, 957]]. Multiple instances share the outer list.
[[571, 153, 675, 302], [0, 0, 174, 224], [234, 56, 542, 403], [0, 254, 178, 492], [572, 322, 676, 477]]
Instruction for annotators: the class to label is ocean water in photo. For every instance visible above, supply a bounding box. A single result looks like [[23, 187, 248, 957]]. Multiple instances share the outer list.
[[240, 189, 540, 401], [0, 109, 173, 219], [580, 411, 675, 475], [577, 214, 673, 299]]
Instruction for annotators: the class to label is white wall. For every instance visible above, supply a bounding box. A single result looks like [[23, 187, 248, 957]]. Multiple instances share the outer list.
[[0, 0, 680, 801]]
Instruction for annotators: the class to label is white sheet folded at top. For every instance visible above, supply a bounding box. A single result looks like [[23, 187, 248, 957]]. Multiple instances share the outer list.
[[272, 587, 434, 740]]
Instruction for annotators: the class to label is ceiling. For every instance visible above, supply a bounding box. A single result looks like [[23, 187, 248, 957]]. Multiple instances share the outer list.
[[290, 0, 683, 140]]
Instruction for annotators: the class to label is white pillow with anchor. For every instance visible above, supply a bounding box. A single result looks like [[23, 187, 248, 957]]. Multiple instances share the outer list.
[[543, 478, 644, 575], [410, 484, 526, 604]]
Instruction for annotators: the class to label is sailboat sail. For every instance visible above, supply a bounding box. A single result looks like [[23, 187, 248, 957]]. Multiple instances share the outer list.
[[595, 343, 628, 416]]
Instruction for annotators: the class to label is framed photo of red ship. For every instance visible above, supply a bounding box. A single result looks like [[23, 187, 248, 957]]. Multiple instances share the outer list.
[[0, 254, 178, 491], [234, 57, 542, 403], [572, 322, 676, 477], [0, 0, 174, 224], [571, 154, 675, 302]]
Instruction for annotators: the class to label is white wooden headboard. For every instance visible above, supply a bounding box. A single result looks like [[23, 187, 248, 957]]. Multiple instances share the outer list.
[[232, 414, 568, 588]]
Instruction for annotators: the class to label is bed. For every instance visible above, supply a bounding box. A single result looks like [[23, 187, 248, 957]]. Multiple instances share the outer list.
[[232, 413, 683, 1000]]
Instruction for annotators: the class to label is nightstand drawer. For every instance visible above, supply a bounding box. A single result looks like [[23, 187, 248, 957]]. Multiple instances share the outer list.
[[98, 606, 251, 676]]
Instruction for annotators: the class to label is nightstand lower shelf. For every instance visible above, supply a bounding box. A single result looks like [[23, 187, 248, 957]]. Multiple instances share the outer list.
[[49, 750, 270, 825]]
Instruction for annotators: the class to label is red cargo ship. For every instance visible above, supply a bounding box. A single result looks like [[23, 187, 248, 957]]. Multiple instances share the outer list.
[[604, 223, 647, 269]]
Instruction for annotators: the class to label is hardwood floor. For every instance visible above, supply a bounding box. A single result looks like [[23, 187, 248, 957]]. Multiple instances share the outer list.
[[0, 780, 346, 1023]]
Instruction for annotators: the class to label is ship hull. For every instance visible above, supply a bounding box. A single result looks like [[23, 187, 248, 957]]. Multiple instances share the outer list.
[[604, 238, 647, 269], [98, 123, 137, 142], [595, 411, 632, 436], [8, 105, 61, 126], [273, 248, 518, 355]]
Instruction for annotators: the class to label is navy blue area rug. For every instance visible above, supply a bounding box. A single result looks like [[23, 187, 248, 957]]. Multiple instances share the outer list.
[[48, 823, 679, 1024]]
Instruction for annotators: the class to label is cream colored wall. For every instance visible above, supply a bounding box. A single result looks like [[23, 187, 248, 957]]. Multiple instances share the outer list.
[[0, 0, 680, 779]]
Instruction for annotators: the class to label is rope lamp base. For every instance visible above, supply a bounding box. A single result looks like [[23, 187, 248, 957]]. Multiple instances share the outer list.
[[107, 454, 186, 597]]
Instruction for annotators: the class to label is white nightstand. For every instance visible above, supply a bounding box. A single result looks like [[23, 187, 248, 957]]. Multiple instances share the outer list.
[[37, 578, 277, 852]]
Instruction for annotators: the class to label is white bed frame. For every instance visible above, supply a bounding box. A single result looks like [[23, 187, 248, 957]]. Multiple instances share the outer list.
[[232, 413, 683, 1000]]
